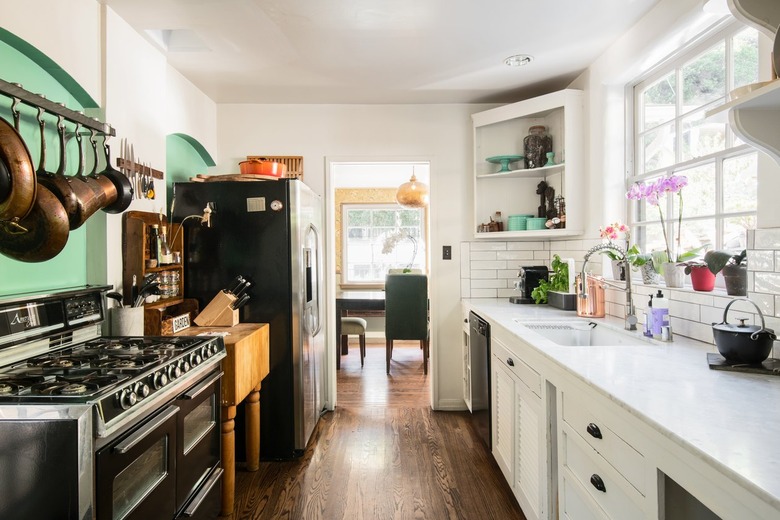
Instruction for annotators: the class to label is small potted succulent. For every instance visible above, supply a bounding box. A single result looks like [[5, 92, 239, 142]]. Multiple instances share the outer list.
[[703, 249, 747, 296]]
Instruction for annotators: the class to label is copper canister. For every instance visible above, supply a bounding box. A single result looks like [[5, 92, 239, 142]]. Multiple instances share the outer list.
[[576, 273, 605, 318]]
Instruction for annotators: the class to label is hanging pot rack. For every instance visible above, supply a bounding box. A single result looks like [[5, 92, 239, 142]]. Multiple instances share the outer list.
[[0, 78, 115, 136]]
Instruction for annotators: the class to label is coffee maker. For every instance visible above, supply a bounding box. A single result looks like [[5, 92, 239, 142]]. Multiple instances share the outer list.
[[510, 266, 549, 304]]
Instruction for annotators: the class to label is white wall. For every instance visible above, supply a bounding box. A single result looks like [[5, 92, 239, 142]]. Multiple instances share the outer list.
[[216, 103, 493, 409], [2, 1, 218, 296]]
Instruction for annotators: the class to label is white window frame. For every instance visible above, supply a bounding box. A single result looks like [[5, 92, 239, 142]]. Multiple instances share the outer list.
[[628, 19, 762, 265], [341, 203, 427, 285]]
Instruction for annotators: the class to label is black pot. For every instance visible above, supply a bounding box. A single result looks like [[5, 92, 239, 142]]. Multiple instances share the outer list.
[[712, 298, 776, 364]]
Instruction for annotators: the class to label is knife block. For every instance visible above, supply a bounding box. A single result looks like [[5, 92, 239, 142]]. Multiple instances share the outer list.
[[194, 291, 239, 327]]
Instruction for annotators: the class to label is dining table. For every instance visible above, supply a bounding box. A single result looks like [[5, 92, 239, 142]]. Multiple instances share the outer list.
[[335, 291, 385, 367]]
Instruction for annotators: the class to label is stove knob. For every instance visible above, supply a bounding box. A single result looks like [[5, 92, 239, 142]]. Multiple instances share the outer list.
[[169, 365, 182, 380], [120, 389, 137, 410], [181, 360, 191, 373], [190, 352, 203, 366], [153, 371, 169, 389], [210, 344, 219, 356], [201, 346, 210, 359], [135, 382, 150, 399]]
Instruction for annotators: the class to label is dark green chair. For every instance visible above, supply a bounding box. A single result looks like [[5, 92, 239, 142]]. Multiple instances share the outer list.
[[384, 273, 429, 375]]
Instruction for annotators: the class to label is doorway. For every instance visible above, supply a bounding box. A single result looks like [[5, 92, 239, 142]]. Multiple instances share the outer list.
[[325, 159, 432, 408]]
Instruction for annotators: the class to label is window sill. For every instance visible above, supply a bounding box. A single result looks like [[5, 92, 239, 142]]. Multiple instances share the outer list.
[[608, 277, 734, 298]]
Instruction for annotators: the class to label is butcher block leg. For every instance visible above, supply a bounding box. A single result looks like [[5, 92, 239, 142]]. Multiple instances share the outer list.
[[245, 384, 261, 472], [221, 405, 237, 516]]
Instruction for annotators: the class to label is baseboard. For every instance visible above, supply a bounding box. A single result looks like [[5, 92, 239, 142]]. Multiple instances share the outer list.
[[435, 398, 468, 411]]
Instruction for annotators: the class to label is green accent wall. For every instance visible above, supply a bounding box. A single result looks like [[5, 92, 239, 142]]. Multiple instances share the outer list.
[[0, 39, 92, 296], [166, 133, 214, 203]]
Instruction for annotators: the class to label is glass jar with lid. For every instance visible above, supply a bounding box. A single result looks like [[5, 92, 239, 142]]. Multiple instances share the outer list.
[[523, 125, 553, 169]]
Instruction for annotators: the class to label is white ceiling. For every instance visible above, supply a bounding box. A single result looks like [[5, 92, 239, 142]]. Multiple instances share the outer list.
[[103, 0, 661, 104]]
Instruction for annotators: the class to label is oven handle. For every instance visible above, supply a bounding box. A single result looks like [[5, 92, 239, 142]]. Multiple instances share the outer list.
[[181, 467, 224, 517], [114, 405, 179, 454], [181, 371, 224, 400]]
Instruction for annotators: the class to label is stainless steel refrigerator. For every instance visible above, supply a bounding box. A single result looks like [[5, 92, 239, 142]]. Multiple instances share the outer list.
[[173, 178, 325, 460]]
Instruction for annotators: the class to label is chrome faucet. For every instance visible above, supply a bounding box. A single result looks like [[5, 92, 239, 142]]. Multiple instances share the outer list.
[[580, 244, 638, 331]]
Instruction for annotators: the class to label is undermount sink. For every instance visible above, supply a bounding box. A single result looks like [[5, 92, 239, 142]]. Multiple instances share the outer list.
[[513, 319, 653, 347]]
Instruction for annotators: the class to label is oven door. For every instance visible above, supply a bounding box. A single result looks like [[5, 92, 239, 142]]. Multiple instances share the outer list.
[[96, 405, 179, 520], [175, 370, 222, 513]]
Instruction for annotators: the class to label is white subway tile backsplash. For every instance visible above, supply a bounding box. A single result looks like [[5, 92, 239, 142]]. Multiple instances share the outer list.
[[496, 250, 535, 261], [754, 228, 780, 249], [471, 260, 507, 270], [461, 228, 780, 344], [747, 292, 775, 317], [507, 242, 545, 251], [471, 251, 498, 261], [471, 270, 498, 279], [471, 288, 498, 298], [670, 300, 700, 321], [471, 279, 508, 289], [754, 272, 780, 295], [470, 242, 507, 251], [748, 250, 775, 271]]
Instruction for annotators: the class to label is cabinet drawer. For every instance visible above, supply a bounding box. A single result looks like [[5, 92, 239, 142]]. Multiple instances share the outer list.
[[561, 429, 645, 520], [492, 338, 541, 397], [562, 391, 645, 494], [561, 472, 608, 520]]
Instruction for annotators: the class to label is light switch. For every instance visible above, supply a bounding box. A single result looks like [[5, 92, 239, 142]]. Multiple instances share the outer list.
[[443, 245, 452, 260]]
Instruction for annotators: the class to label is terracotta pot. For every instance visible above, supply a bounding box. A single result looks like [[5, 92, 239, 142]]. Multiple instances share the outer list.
[[689, 265, 715, 292]]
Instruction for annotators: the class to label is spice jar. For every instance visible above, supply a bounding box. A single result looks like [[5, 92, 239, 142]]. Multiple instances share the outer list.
[[523, 126, 553, 169]]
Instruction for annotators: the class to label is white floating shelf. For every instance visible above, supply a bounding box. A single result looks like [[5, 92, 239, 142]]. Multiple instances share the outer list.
[[706, 80, 780, 122], [473, 228, 583, 241], [477, 163, 565, 179]]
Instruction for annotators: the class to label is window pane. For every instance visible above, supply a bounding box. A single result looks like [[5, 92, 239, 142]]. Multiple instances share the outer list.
[[674, 164, 715, 218], [348, 210, 370, 226], [732, 28, 759, 89], [642, 73, 676, 130], [642, 123, 675, 172], [682, 42, 725, 111], [641, 223, 667, 257], [681, 107, 726, 160], [677, 218, 715, 258], [723, 216, 755, 249], [723, 153, 757, 213]]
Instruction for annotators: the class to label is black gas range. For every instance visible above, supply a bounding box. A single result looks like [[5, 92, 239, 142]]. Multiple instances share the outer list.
[[0, 286, 226, 520]]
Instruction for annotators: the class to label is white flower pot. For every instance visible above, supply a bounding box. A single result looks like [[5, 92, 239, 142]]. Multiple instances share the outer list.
[[662, 262, 685, 288]]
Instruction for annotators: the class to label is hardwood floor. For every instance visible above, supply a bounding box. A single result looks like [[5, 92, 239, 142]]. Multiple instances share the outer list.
[[228, 340, 526, 520]]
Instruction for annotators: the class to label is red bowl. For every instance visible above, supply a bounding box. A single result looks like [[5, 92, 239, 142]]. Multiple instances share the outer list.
[[239, 160, 287, 177]]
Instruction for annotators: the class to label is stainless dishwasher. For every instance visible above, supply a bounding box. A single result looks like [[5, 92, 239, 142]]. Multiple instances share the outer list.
[[469, 311, 491, 449]]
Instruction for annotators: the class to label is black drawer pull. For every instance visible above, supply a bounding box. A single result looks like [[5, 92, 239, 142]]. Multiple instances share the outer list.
[[586, 423, 603, 439], [506, 358, 514, 367], [590, 474, 606, 493]]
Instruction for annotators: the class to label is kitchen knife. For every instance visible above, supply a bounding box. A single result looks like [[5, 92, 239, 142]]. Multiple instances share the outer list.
[[232, 294, 250, 310], [233, 281, 252, 299], [224, 276, 244, 295]]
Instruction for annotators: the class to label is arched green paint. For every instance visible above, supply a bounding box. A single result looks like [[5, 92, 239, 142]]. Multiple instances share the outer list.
[[166, 133, 214, 204], [0, 36, 91, 296]]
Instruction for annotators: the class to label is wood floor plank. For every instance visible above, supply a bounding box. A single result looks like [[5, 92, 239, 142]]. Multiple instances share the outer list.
[[227, 341, 527, 520]]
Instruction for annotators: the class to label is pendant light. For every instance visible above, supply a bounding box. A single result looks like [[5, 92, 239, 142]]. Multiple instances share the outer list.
[[395, 170, 429, 208]]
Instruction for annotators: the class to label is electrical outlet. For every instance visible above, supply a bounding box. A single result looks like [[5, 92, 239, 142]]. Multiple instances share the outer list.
[[443, 245, 452, 260]]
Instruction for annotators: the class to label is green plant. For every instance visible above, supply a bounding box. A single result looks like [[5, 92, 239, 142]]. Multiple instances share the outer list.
[[531, 254, 569, 304], [703, 249, 747, 275]]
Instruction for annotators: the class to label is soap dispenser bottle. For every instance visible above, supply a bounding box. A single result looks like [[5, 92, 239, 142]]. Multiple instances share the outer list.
[[644, 294, 654, 337], [651, 290, 669, 339]]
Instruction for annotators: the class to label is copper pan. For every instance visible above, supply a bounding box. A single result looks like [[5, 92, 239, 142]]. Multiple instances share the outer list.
[[0, 182, 69, 262], [0, 116, 37, 229]]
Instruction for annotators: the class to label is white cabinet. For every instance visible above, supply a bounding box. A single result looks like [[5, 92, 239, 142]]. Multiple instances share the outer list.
[[491, 335, 547, 520], [707, 1, 780, 166], [471, 89, 584, 240], [557, 387, 655, 519]]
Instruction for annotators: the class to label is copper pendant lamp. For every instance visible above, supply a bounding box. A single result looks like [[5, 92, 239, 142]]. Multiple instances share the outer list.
[[395, 173, 429, 208]]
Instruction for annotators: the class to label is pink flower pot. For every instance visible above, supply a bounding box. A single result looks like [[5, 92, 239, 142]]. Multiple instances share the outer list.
[[689, 266, 715, 292]]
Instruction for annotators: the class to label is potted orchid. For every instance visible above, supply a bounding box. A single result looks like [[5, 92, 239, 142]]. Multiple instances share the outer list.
[[626, 174, 699, 287], [598, 221, 630, 280]]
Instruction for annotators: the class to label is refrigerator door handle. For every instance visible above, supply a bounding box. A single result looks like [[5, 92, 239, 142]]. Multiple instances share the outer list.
[[305, 223, 323, 337]]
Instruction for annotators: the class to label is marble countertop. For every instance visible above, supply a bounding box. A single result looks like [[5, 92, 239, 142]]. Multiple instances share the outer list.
[[463, 298, 780, 510]]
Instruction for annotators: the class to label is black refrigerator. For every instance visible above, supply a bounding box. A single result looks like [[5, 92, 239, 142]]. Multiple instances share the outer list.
[[173, 178, 325, 460]]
